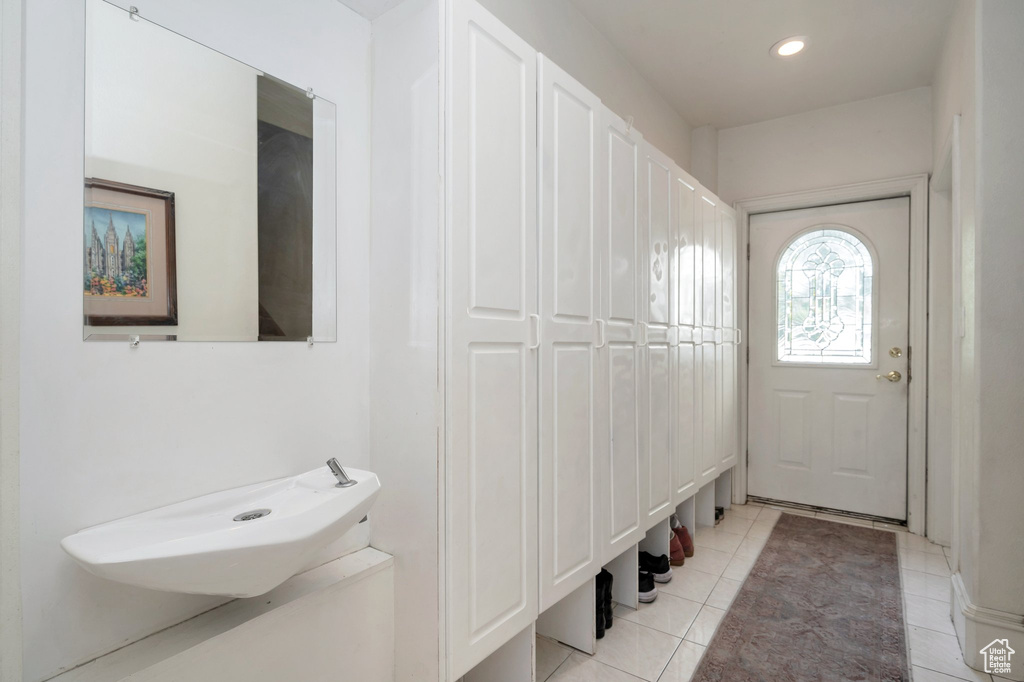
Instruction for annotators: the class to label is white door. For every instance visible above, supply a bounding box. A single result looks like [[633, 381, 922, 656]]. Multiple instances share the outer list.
[[447, 1, 538, 675], [537, 55, 602, 612], [697, 192, 718, 486], [598, 107, 644, 562], [748, 198, 910, 520], [672, 169, 698, 503], [640, 142, 675, 526], [719, 206, 738, 470]]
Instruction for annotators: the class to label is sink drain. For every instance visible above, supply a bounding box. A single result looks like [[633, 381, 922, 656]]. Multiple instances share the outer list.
[[233, 508, 272, 522]]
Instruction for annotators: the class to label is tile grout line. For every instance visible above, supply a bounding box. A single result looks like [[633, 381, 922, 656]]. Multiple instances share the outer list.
[[896, 532, 919, 681], [657, 503, 771, 680], [645, 507, 754, 680], [656, 514, 746, 681], [655, 635, 686, 682], [890, 522, 970, 682], [548, 503, 780, 682], [677, 508, 933, 681], [586, 641, 673, 682], [902, 592, 959, 636], [542, 649, 571, 682], [913, 661, 993, 682]]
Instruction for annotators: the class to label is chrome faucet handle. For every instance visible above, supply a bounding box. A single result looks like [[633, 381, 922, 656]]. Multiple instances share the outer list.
[[326, 458, 357, 488]]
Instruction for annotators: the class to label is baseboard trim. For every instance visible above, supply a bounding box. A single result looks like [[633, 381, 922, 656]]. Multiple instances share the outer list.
[[951, 572, 1024, 631], [951, 571, 1024, 680]]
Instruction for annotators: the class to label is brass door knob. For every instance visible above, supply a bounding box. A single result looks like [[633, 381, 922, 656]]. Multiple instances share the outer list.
[[876, 370, 902, 383]]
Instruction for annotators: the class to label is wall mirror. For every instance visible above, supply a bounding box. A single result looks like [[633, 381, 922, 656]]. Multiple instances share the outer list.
[[83, 0, 337, 342]]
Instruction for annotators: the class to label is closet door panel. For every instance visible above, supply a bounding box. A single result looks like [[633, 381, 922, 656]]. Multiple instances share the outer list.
[[608, 343, 640, 549], [714, 204, 724, 469], [644, 148, 673, 328], [673, 172, 698, 502], [701, 196, 717, 330], [701, 342, 718, 483], [538, 56, 601, 612], [676, 342, 698, 499], [607, 132, 639, 327], [641, 143, 674, 525], [721, 341, 737, 469], [719, 207, 738, 469], [698, 193, 718, 485], [721, 208, 736, 331], [676, 177, 697, 330], [448, 1, 537, 675], [646, 343, 673, 523], [599, 109, 643, 561]]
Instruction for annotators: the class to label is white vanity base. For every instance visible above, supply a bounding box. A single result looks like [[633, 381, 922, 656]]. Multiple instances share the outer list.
[[50, 548, 394, 682]]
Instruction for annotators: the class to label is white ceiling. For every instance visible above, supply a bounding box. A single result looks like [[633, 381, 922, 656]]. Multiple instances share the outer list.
[[569, 0, 957, 129], [337, 0, 406, 20]]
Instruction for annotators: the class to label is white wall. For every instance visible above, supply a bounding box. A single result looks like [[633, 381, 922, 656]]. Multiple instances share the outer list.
[[717, 87, 933, 205], [937, 2, 1024, 670], [474, 0, 693, 170], [690, 124, 718, 194], [368, 1, 441, 681], [926, 180, 953, 546], [84, 0, 259, 340], [0, 0, 25, 678], [932, 0, 978, 596], [972, 0, 1024, 619], [718, 86, 947, 539], [926, 0, 978, 550], [19, 0, 371, 679]]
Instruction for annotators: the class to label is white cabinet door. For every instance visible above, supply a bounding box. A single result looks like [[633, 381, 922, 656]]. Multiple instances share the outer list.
[[447, 1, 537, 675], [537, 56, 602, 612], [719, 206, 738, 470], [673, 170, 699, 504], [640, 142, 674, 526], [698, 192, 718, 486], [598, 107, 644, 563]]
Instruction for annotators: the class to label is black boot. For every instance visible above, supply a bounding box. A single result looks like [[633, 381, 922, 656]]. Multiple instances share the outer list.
[[601, 568, 614, 629], [595, 574, 606, 639]]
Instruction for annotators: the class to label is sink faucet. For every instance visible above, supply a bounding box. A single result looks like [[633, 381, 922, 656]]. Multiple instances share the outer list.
[[326, 458, 357, 488]]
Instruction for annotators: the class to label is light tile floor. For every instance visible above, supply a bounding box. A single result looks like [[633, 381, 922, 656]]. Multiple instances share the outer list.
[[539, 504, 992, 682]]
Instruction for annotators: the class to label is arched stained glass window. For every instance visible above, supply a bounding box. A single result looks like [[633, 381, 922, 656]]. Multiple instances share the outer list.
[[777, 228, 874, 364]]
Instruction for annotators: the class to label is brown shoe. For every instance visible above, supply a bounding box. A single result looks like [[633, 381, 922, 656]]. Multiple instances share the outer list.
[[674, 526, 695, 558], [670, 531, 685, 566]]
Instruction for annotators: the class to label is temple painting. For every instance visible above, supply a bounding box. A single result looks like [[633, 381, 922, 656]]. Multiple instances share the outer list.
[[84, 206, 149, 298]]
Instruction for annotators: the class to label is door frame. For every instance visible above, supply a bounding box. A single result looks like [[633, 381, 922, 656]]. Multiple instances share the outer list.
[[734, 174, 929, 536]]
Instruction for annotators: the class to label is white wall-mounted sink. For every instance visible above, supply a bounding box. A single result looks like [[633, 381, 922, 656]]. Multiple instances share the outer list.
[[60, 465, 380, 598]]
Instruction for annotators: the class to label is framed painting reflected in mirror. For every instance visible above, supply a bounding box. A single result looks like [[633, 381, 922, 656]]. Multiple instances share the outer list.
[[83, 178, 177, 326], [83, 0, 338, 342]]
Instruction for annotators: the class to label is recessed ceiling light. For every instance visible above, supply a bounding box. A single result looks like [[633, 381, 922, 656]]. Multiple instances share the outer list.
[[771, 36, 808, 58]]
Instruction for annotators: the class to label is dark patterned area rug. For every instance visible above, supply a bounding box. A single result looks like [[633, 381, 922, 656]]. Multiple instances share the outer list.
[[692, 514, 910, 682]]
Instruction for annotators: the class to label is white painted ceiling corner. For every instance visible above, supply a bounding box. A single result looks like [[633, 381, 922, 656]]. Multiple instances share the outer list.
[[568, 0, 958, 129], [335, 0, 407, 20]]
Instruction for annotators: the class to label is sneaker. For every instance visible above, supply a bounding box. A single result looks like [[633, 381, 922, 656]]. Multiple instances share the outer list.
[[715, 506, 724, 525], [638, 571, 658, 603], [669, 531, 685, 566], [639, 551, 673, 583], [673, 526, 695, 558]]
